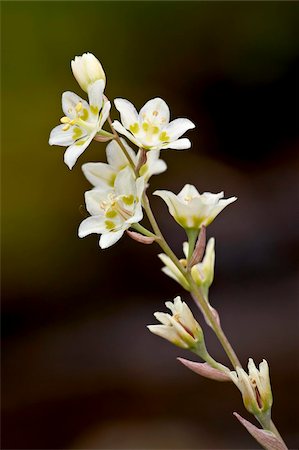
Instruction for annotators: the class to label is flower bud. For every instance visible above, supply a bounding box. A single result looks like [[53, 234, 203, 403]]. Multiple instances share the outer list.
[[230, 359, 273, 415], [147, 296, 203, 350], [189, 237, 215, 298], [71, 52, 106, 93]]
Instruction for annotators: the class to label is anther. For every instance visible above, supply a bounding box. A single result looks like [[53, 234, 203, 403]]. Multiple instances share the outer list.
[[75, 102, 82, 112], [60, 116, 70, 124]]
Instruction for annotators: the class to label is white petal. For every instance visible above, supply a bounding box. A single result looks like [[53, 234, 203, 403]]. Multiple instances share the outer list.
[[178, 184, 200, 201], [62, 91, 89, 119], [141, 150, 167, 179], [106, 139, 137, 170], [127, 202, 143, 225], [98, 99, 111, 128], [114, 98, 139, 129], [182, 242, 189, 258], [114, 166, 135, 197], [147, 324, 188, 348], [153, 190, 179, 216], [164, 138, 191, 150], [139, 98, 170, 125], [82, 162, 116, 188], [49, 124, 76, 146], [87, 79, 104, 111], [64, 133, 94, 170], [154, 312, 172, 326], [84, 188, 111, 216], [78, 215, 106, 237], [112, 121, 140, 147], [164, 118, 195, 140], [99, 229, 124, 249]]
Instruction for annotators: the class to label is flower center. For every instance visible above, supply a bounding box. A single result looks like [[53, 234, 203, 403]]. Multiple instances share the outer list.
[[60, 101, 92, 132], [100, 193, 133, 220]]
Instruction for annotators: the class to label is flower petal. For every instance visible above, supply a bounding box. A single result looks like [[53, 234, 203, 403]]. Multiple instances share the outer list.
[[62, 91, 89, 119], [164, 118, 195, 140], [49, 124, 77, 147], [164, 138, 192, 150], [114, 98, 139, 129], [178, 184, 201, 201], [82, 162, 116, 188], [139, 98, 170, 126], [84, 188, 111, 216], [64, 134, 94, 170], [98, 99, 111, 128], [78, 215, 106, 238], [112, 121, 140, 147], [106, 139, 137, 170], [87, 79, 105, 111], [114, 166, 135, 197], [99, 229, 125, 249]]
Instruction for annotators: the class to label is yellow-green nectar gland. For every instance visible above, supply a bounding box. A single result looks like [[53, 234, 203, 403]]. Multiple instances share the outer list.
[[60, 102, 94, 134], [100, 193, 134, 222]]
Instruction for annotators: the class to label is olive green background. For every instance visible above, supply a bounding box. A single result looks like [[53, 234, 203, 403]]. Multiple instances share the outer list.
[[2, 1, 299, 449]]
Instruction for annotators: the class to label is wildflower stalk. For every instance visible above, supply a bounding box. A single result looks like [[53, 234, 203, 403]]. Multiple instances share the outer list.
[[143, 192, 242, 369], [107, 106, 286, 449]]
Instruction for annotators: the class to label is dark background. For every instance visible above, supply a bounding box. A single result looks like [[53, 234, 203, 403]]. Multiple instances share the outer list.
[[2, 1, 299, 449]]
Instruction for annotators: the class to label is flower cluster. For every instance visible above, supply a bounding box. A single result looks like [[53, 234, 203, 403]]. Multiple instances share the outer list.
[[49, 53, 284, 449]]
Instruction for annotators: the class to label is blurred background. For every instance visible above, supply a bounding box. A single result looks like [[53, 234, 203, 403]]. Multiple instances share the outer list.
[[2, 1, 299, 449]]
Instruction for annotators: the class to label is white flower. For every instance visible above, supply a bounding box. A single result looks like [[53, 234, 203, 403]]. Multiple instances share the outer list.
[[78, 167, 145, 249], [71, 52, 106, 93], [112, 97, 195, 151], [159, 238, 215, 297], [229, 359, 273, 415], [154, 184, 237, 229], [49, 80, 111, 169], [82, 139, 167, 189], [147, 296, 203, 349]]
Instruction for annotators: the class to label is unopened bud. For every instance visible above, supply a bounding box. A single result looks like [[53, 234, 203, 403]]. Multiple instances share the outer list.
[[71, 52, 106, 93]]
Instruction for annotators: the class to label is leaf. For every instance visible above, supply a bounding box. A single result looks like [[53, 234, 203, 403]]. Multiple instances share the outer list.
[[233, 412, 288, 450], [177, 357, 231, 381]]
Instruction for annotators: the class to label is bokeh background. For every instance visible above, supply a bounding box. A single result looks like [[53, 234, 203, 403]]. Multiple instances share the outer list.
[[2, 1, 299, 449]]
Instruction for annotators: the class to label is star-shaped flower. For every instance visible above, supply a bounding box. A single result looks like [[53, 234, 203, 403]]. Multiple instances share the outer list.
[[112, 97, 195, 151], [78, 167, 145, 249], [154, 184, 237, 229], [49, 80, 111, 169]]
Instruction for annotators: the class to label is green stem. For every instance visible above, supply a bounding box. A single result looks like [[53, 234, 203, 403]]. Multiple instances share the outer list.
[[131, 223, 157, 238], [186, 228, 198, 261]]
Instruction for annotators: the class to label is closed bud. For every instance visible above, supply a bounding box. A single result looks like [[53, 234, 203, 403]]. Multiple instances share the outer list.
[[71, 52, 106, 93]]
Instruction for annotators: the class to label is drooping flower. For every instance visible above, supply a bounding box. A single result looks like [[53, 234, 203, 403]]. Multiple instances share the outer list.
[[49, 80, 111, 169], [78, 167, 144, 249], [71, 52, 106, 93], [82, 139, 167, 189], [154, 184, 237, 229], [112, 97, 195, 151], [158, 237, 215, 297], [147, 296, 203, 349], [229, 359, 273, 415]]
